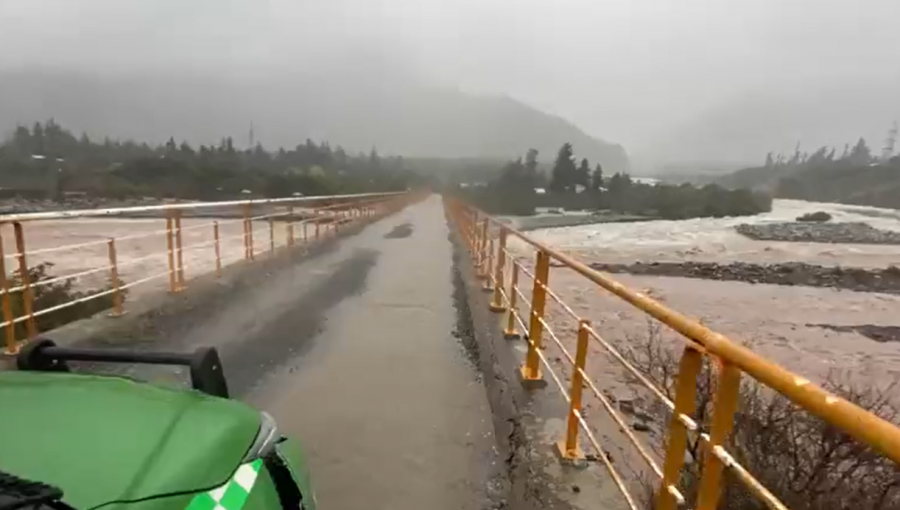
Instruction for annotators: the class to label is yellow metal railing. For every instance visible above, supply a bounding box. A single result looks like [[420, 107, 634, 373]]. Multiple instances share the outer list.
[[0, 191, 419, 354], [444, 196, 900, 510]]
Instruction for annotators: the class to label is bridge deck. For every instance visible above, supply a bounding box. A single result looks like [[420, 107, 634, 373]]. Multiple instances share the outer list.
[[148, 196, 501, 509]]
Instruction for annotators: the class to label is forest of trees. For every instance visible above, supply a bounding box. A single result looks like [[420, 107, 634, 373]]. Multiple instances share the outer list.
[[455, 143, 772, 219], [0, 120, 429, 200], [720, 136, 900, 209]]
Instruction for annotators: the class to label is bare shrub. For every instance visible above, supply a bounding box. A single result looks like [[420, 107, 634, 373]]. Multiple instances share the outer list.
[[2, 262, 127, 340], [621, 321, 900, 510]]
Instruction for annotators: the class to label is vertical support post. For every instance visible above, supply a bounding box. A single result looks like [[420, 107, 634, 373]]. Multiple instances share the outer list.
[[174, 211, 185, 290], [107, 238, 124, 317], [0, 229, 17, 354], [490, 229, 508, 312], [287, 207, 295, 248], [13, 222, 36, 340], [656, 346, 704, 510], [315, 221, 321, 240], [242, 204, 250, 260], [471, 212, 479, 263], [303, 222, 308, 244], [557, 319, 590, 460], [482, 237, 495, 291], [520, 250, 550, 384], [166, 214, 177, 293], [213, 221, 222, 278], [475, 215, 485, 269], [269, 216, 275, 255], [504, 262, 520, 339], [247, 206, 255, 261], [695, 363, 742, 510]]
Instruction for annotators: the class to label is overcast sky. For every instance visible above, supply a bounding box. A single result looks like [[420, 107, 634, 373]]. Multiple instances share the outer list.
[[2, 0, 899, 168]]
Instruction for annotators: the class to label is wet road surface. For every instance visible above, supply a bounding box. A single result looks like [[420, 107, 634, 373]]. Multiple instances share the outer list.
[[125, 196, 501, 509]]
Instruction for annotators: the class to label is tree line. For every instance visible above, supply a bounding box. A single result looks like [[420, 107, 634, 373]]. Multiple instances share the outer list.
[[721, 135, 900, 209], [0, 120, 429, 200], [454, 143, 772, 219]]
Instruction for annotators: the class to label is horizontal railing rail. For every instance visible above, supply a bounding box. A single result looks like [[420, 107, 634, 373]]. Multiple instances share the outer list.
[[0, 191, 405, 223], [444, 196, 900, 510], [1, 191, 419, 355]]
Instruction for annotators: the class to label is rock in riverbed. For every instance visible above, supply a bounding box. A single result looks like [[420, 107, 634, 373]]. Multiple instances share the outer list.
[[735, 222, 900, 245]]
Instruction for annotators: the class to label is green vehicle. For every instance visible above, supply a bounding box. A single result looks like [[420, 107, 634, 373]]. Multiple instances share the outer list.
[[0, 339, 316, 510]]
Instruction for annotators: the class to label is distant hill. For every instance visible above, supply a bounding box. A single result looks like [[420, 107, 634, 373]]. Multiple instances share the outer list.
[[0, 69, 630, 173]]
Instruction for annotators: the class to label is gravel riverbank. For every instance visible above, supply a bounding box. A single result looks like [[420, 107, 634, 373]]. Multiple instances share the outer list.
[[588, 260, 900, 294], [735, 222, 900, 245]]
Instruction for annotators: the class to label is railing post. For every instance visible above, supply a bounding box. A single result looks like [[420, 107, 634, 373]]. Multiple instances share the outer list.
[[490, 229, 508, 312], [174, 211, 185, 289], [213, 221, 222, 278], [107, 238, 124, 317], [269, 216, 275, 255], [242, 205, 250, 260], [656, 346, 704, 510], [0, 229, 17, 354], [287, 207, 295, 248], [521, 250, 550, 385], [475, 216, 486, 269], [13, 222, 37, 340], [166, 213, 177, 293], [482, 236, 495, 292], [557, 319, 590, 460], [468, 210, 478, 258], [246, 205, 255, 261], [504, 262, 520, 339], [695, 363, 742, 510]]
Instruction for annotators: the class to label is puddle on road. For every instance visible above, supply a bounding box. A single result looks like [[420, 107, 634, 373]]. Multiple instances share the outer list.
[[220, 248, 380, 396], [384, 223, 414, 239]]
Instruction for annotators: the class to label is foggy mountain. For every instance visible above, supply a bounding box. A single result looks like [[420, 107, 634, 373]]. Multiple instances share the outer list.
[[635, 78, 900, 174], [0, 69, 630, 173]]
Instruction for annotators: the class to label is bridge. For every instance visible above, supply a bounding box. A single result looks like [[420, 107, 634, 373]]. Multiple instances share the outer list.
[[1, 192, 899, 510]]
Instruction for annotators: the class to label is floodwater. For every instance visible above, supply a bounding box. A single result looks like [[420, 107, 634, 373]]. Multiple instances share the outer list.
[[519, 199, 900, 268], [0, 216, 313, 295], [499, 199, 900, 506], [506, 199, 900, 385]]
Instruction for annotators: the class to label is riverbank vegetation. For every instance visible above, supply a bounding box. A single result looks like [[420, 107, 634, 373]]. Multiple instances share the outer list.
[[627, 324, 899, 510], [1, 262, 125, 342], [452, 144, 772, 218], [720, 136, 900, 209]]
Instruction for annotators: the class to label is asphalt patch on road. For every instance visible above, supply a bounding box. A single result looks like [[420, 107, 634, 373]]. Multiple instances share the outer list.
[[807, 323, 900, 343], [222, 248, 380, 396], [384, 223, 414, 239]]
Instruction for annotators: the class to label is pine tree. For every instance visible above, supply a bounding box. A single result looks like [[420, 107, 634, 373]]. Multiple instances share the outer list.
[[523, 148, 539, 188], [549, 143, 576, 192], [849, 138, 872, 165], [590, 163, 604, 191], [576, 158, 590, 188]]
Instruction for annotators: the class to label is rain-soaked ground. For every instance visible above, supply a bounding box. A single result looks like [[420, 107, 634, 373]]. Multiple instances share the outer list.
[[243, 198, 503, 510]]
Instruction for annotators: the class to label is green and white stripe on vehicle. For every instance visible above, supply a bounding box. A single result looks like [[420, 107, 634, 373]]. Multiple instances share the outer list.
[[186, 459, 263, 510]]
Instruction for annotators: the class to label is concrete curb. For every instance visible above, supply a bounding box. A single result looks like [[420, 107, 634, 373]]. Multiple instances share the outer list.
[[447, 223, 580, 510]]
